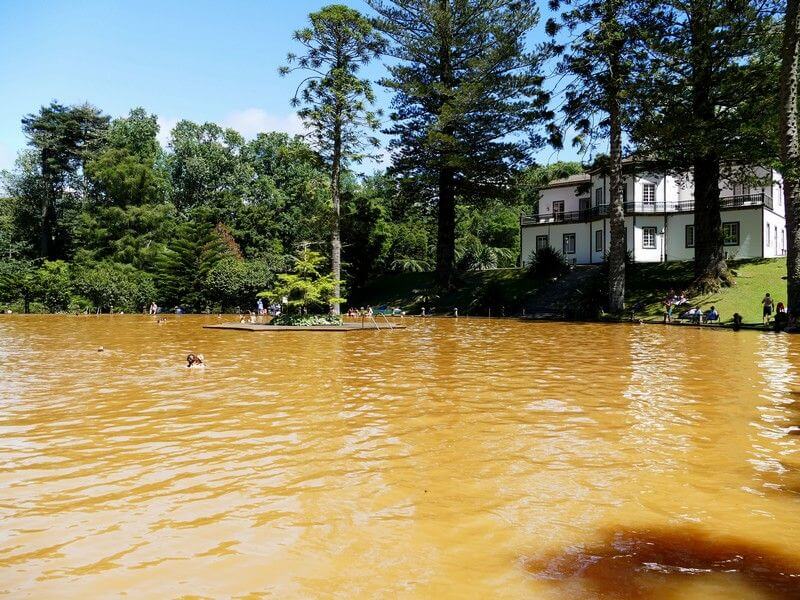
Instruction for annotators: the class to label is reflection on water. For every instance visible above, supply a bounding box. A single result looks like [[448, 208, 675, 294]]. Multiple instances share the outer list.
[[0, 315, 798, 598]]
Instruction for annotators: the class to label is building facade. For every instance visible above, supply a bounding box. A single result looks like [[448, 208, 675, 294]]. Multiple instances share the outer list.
[[520, 165, 785, 266]]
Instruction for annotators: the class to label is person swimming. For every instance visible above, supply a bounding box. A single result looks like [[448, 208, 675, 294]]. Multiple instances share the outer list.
[[186, 353, 205, 368]]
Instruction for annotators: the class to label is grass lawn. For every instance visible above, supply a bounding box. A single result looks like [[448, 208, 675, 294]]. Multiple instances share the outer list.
[[353, 258, 788, 324], [630, 258, 787, 324]]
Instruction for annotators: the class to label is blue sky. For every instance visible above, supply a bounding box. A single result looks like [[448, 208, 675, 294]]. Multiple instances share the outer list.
[[0, 0, 581, 173]]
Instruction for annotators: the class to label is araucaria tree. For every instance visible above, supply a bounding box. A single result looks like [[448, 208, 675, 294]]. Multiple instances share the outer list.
[[547, 0, 638, 313], [631, 0, 780, 290], [281, 4, 385, 315], [781, 0, 800, 314], [368, 0, 551, 288]]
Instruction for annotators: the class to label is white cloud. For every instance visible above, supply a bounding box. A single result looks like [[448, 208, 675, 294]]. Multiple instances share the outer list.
[[221, 108, 305, 139], [156, 116, 180, 148]]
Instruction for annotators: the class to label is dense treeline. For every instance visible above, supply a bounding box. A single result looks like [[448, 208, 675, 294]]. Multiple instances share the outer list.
[[1, 0, 796, 314], [0, 103, 542, 313]]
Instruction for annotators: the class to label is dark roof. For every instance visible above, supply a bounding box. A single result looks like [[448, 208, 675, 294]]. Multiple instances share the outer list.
[[542, 173, 591, 189]]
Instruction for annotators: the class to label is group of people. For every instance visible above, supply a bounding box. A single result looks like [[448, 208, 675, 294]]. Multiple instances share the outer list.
[[663, 290, 690, 323], [663, 288, 790, 328], [255, 298, 282, 316], [346, 306, 374, 317]]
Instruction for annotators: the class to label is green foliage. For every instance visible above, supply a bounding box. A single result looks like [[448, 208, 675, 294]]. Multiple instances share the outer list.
[[270, 313, 343, 326], [168, 120, 249, 213], [71, 203, 177, 268], [281, 4, 385, 167], [260, 248, 342, 312], [527, 246, 570, 279], [35, 260, 73, 312], [21, 101, 110, 258], [391, 256, 432, 273], [368, 0, 551, 283], [75, 261, 155, 312], [205, 257, 274, 312], [157, 220, 228, 310], [85, 108, 169, 207], [0, 259, 39, 312]]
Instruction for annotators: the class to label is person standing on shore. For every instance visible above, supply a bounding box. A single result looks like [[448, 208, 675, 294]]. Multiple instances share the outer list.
[[762, 293, 774, 325]]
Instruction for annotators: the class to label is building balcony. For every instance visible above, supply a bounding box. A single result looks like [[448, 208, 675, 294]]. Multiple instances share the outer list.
[[521, 193, 772, 226]]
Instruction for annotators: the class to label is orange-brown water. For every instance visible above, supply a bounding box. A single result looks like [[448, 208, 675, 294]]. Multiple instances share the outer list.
[[1, 315, 799, 598]]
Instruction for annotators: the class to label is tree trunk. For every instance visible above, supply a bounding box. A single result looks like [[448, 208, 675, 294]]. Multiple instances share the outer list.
[[606, 0, 625, 314], [689, 0, 727, 289], [436, 166, 456, 288], [434, 0, 455, 289], [693, 153, 727, 288], [330, 121, 342, 315], [39, 195, 50, 259], [781, 0, 800, 315]]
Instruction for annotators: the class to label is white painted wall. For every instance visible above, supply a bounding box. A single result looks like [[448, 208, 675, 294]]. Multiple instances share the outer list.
[[719, 208, 762, 260], [521, 222, 593, 266], [663, 213, 695, 262], [631, 216, 664, 262], [539, 186, 585, 216], [764, 209, 786, 258]]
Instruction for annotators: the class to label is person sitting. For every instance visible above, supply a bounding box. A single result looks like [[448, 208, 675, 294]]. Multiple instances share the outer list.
[[705, 306, 720, 323], [777, 301, 786, 314], [732, 312, 743, 331], [681, 306, 702, 324]]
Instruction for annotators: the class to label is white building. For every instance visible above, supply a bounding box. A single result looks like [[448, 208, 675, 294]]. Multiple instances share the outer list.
[[520, 163, 786, 266]]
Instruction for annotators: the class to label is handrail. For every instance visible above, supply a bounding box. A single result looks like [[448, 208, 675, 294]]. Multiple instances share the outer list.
[[521, 193, 772, 225]]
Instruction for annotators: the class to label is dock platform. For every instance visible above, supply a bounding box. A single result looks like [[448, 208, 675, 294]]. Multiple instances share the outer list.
[[204, 322, 406, 332]]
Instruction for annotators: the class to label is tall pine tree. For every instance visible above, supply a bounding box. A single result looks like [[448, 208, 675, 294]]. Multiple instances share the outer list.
[[630, 0, 780, 290], [281, 5, 385, 314], [368, 0, 551, 287], [781, 0, 800, 314], [547, 0, 640, 312]]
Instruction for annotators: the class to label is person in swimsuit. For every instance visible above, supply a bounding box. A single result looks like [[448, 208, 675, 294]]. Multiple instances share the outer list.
[[762, 293, 774, 325]]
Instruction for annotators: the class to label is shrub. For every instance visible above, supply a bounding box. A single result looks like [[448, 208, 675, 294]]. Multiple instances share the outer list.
[[205, 257, 273, 312], [260, 249, 343, 313], [75, 261, 155, 312], [528, 246, 570, 279], [36, 260, 73, 312], [270, 313, 342, 326]]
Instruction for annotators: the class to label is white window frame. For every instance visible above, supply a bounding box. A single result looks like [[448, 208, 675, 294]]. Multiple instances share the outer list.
[[535, 235, 549, 250], [642, 183, 656, 205], [552, 200, 564, 221], [595, 188, 604, 206], [642, 226, 657, 249], [563, 233, 576, 255], [595, 229, 603, 252], [722, 221, 740, 246], [766, 224, 771, 247], [685, 224, 695, 248]]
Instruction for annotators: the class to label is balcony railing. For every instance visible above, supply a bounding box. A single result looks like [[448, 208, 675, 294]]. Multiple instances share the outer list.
[[521, 193, 772, 226]]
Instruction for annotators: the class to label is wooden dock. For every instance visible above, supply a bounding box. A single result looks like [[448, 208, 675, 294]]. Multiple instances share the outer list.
[[204, 322, 406, 332]]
